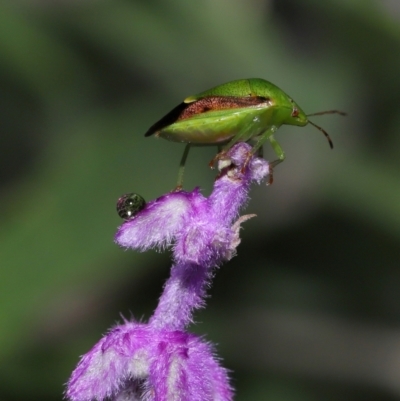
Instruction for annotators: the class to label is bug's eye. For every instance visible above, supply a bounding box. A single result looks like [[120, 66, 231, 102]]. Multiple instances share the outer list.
[[117, 193, 146, 220], [291, 108, 299, 118]]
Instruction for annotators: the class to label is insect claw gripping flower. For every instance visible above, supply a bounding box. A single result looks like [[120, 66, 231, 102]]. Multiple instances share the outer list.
[[66, 143, 270, 401]]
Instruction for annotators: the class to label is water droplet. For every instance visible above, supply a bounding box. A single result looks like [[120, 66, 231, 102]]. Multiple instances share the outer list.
[[116, 193, 146, 219]]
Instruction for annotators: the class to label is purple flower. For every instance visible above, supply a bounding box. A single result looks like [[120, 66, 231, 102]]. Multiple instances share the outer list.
[[66, 322, 232, 401], [66, 143, 270, 401]]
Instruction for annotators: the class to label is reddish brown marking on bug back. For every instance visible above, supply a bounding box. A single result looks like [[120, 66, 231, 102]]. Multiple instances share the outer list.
[[145, 96, 271, 137], [178, 96, 270, 120]]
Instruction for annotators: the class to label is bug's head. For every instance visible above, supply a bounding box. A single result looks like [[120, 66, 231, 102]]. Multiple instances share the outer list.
[[277, 93, 346, 150], [285, 99, 308, 127]]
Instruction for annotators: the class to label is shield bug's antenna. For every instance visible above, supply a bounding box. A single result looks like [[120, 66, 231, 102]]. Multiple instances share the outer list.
[[307, 110, 347, 117], [307, 110, 347, 149], [308, 120, 334, 149]]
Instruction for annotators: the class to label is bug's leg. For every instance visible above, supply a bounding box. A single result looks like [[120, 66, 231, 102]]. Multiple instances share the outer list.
[[213, 145, 236, 181], [239, 145, 264, 174], [237, 143, 265, 172], [176, 144, 191, 190], [209, 128, 255, 169], [265, 135, 285, 185], [268, 134, 285, 164], [209, 145, 231, 169], [238, 126, 278, 173], [240, 129, 282, 182]]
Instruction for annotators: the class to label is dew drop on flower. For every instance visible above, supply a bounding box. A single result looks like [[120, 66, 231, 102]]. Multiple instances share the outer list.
[[117, 193, 146, 219]]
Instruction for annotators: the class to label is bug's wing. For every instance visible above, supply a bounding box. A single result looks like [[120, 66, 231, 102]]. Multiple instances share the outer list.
[[146, 96, 270, 138], [144, 102, 189, 137]]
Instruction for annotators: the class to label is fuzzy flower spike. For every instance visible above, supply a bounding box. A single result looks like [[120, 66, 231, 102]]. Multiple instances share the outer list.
[[66, 143, 270, 401]]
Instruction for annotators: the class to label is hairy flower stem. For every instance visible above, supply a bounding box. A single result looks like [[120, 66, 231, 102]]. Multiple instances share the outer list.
[[66, 143, 269, 401], [150, 262, 208, 330]]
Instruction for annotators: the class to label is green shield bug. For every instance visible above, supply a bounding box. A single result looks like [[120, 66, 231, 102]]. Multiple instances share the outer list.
[[145, 78, 345, 188]]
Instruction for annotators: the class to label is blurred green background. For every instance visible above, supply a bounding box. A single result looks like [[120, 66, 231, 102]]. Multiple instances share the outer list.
[[1, 0, 400, 400]]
